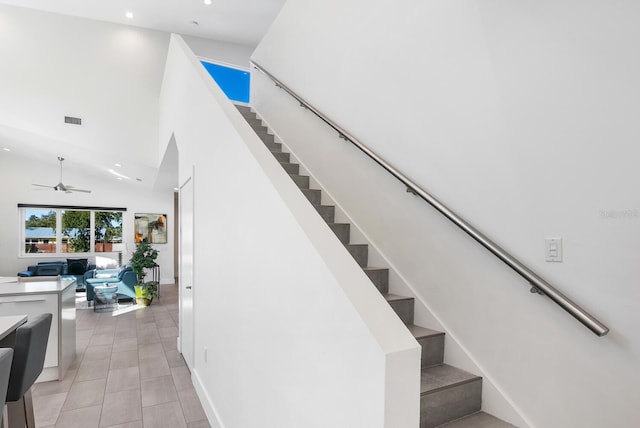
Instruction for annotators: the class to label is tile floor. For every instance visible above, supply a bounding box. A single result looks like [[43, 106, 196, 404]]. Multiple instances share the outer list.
[[31, 284, 210, 428]]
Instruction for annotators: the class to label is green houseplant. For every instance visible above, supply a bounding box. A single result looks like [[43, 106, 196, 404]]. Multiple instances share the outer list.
[[129, 241, 159, 306]]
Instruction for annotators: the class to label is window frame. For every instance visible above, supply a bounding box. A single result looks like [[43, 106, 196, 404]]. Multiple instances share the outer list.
[[19, 204, 126, 258]]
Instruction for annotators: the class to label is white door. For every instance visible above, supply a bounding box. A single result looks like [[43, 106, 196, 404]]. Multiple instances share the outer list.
[[179, 174, 194, 370]]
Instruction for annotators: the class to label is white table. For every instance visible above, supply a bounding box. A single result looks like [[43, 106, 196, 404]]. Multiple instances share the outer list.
[[0, 314, 27, 341], [0, 278, 76, 382]]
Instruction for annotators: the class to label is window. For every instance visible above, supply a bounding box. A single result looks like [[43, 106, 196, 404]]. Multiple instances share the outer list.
[[20, 205, 125, 256], [201, 60, 250, 103], [62, 210, 90, 253], [95, 211, 123, 253], [24, 208, 57, 254]]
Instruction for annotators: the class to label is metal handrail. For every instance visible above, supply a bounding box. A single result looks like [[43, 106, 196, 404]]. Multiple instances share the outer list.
[[251, 61, 609, 337]]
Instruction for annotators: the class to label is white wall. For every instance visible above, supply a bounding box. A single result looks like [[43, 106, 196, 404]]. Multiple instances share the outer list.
[[0, 5, 168, 170], [0, 152, 175, 283], [0, 5, 264, 284], [182, 35, 254, 68], [251, 0, 640, 427], [0, 5, 256, 178], [159, 35, 420, 428]]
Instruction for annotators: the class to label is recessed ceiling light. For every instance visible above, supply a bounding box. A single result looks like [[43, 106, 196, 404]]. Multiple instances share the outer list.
[[108, 169, 130, 180], [2, 148, 10, 152], [204, 0, 212, 5], [125, 11, 134, 19], [115, 163, 122, 167]]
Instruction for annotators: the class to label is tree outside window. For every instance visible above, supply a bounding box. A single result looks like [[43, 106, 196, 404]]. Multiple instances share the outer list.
[[62, 210, 90, 253], [95, 211, 123, 252]]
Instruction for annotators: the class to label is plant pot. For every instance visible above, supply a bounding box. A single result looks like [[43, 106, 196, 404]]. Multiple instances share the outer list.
[[134, 285, 153, 306], [136, 297, 152, 306]]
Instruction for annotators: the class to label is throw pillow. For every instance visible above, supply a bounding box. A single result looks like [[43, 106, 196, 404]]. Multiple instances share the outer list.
[[67, 258, 89, 275], [95, 273, 116, 279]]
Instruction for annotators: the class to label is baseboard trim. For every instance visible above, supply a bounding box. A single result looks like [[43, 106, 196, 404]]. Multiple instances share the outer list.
[[192, 368, 225, 428]]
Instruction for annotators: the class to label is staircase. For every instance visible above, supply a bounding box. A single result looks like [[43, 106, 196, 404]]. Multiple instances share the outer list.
[[237, 105, 516, 428]]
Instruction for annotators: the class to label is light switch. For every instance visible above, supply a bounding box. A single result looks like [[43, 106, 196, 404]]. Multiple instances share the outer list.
[[545, 238, 563, 262]]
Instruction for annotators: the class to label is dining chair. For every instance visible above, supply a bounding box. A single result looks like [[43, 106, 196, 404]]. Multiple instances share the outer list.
[[0, 348, 14, 428], [5, 313, 52, 428]]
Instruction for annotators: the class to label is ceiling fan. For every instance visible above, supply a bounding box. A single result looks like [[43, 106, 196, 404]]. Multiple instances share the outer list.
[[32, 157, 92, 193]]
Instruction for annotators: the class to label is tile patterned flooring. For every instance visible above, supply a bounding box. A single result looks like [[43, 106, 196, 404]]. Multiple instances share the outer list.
[[31, 284, 210, 428]]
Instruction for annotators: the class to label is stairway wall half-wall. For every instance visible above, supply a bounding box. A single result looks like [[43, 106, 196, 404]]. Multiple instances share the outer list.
[[159, 34, 420, 428]]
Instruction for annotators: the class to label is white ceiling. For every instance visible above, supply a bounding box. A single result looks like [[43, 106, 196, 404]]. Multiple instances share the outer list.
[[0, 0, 286, 46], [0, 0, 286, 192]]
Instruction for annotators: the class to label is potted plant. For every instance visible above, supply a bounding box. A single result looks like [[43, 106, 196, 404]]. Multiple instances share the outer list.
[[129, 241, 159, 306]]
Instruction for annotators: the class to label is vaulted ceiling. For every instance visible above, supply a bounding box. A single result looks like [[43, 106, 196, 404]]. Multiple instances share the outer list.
[[0, 0, 287, 191], [0, 0, 286, 46]]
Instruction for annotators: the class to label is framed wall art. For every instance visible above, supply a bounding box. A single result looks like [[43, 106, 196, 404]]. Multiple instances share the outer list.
[[134, 213, 167, 244]]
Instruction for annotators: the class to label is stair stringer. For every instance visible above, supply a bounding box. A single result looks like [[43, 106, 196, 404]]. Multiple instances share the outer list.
[[254, 108, 530, 428]]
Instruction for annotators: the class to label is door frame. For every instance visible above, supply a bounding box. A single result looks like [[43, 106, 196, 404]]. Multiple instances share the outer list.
[[178, 171, 195, 370]]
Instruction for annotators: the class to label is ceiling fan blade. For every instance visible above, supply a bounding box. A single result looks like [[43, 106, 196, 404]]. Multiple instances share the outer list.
[[35, 158, 93, 193], [64, 184, 92, 193]]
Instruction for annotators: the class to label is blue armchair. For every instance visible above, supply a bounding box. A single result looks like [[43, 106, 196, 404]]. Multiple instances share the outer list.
[[85, 265, 137, 303]]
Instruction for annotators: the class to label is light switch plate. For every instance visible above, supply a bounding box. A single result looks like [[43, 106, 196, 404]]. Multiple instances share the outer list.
[[545, 238, 563, 262]]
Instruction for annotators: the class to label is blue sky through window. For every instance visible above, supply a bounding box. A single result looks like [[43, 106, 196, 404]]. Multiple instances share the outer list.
[[201, 61, 250, 103]]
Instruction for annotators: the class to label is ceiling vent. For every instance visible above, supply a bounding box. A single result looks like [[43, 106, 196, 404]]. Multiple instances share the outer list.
[[64, 116, 82, 125]]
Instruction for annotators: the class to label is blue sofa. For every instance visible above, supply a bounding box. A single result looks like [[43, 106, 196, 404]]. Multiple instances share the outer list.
[[84, 265, 137, 304], [18, 259, 95, 291]]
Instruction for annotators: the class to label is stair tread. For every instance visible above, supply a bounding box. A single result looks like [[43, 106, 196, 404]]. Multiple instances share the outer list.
[[438, 411, 516, 428], [406, 324, 445, 339], [421, 364, 481, 395], [384, 293, 414, 302]]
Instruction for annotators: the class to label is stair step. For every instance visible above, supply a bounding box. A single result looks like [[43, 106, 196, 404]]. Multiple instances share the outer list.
[[437, 411, 516, 428], [345, 244, 368, 267], [256, 130, 275, 144], [420, 365, 482, 428], [265, 142, 282, 152], [314, 205, 335, 223], [272, 152, 290, 163], [328, 223, 350, 245], [363, 267, 389, 294], [302, 189, 321, 205], [280, 162, 299, 174], [384, 294, 414, 324], [245, 117, 263, 127], [407, 325, 445, 368], [289, 174, 310, 189], [235, 105, 254, 118]]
